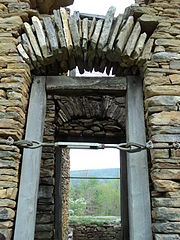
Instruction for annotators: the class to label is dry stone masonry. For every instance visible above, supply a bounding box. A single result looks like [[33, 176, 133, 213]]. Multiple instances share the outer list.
[[17, 6, 155, 75], [70, 222, 121, 240], [0, 0, 180, 239], [55, 95, 125, 142]]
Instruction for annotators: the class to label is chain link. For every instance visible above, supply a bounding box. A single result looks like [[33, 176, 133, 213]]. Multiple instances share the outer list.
[[2, 137, 180, 153]]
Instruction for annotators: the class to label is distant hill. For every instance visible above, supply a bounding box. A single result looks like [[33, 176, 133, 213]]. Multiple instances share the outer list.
[[70, 168, 120, 186]]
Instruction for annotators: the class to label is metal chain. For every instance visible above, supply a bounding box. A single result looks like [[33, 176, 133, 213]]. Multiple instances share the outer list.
[[2, 137, 180, 153]]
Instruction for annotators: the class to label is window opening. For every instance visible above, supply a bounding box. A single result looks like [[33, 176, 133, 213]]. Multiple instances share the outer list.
[[69, 148, 121, 232]]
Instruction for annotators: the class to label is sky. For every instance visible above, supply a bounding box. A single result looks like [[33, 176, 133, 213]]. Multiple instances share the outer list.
[[69, 0, 134, 16], [69, 0, 134, 171]]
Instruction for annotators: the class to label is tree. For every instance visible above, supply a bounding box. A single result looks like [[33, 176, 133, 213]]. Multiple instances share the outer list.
[[69, 178, 120, 216]]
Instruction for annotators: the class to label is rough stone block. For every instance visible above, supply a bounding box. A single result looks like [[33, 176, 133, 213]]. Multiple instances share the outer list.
[[155, 234, 180, 240]]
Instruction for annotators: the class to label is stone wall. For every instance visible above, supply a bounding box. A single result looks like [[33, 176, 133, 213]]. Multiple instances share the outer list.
[[34, 98, 70, 240], [35, 98, 55, 240], [0, 1, 33, 239], [55, 95, 125, 143], [137, 0, 180, 239], [70, 223, 121, 240]]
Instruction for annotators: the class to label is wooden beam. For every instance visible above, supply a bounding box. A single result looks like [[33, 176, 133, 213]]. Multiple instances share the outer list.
[[14, 77, 46, 240], [55, 147, 62, 240], [120, 151, 129, 240], [126, 76, 152, 240], [46, 76, 127, 95]]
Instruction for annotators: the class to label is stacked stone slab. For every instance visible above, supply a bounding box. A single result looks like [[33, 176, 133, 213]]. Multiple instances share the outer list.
[[0, 1, 35, 239], [17, 7, 155, 75], [137, 0, 180, 239], [35, 99, 55, 240], [70, 222, 121, 240], [55, 95, 125, 142]]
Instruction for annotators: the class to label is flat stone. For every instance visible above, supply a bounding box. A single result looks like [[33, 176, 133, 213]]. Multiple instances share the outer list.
[[0, 181, 17, 188], [155, 234, 180, 240], [152, 169, 180, 180], [153, 180, 180, 192], [0, 221, 13, 228], [170, 60, 180, 70], [152, 134, 180, 143], [145, 96, 180, 108], [0, 229, 12, 240], [152, 198, 180, 208], [0, 199, 16, 208], [38, 186, 53, 199], [145, 85, 180, 98], [153, 207, 180, 221], [153, 52, 180, 61], [0, 16, 23, 26], [169, 74, 180, 84], [155, 39, 180, 47], [166, 191, 180, 198], [149, 111, 180, 126], [0, 208, 15, 220]]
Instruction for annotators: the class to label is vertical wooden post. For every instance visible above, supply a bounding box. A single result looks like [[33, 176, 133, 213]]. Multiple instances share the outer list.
[[120, 151, 129, 240], [126, 76, 152, 240], [55, 147, 62, 240], [14, 77, 46, 240]]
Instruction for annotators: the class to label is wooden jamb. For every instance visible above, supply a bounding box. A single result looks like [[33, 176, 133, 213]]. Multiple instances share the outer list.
[[126, 76, 152, 240], [14, 77, 46, 240]]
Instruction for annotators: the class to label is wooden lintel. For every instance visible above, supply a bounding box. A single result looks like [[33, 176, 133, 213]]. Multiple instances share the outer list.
[[46, 76, 127, 96], [14, 77, 46, 240]]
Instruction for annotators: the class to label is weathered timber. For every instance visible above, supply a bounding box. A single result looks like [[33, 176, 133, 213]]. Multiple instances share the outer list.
[[46, 76, 127, 95], [126, 76, 152, 240], [132, 32, 147, 59], [120, 151, 129, 240], [123, 21, 141, 57], [55, 147, 62, 240], [43, 16, 59, 54], [32, 16, 49, 59], [115, 16, 134, 55], [24, 22, 43, 62], [98, 6, 116, 50], [60, 8, 73, 53], [14, 77, 46, 240]]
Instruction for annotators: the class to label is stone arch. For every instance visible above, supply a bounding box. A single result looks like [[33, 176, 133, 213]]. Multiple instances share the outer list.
[[17, 6, 157, 76], [55, 94, 126, 143]]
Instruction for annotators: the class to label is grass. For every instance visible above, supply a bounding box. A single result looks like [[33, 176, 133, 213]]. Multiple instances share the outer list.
[[69, 216, 121, 226]]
